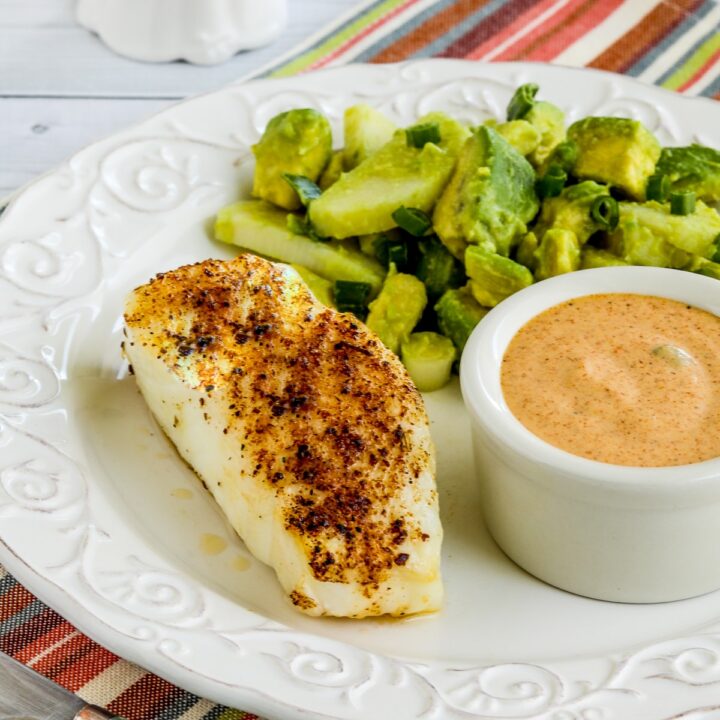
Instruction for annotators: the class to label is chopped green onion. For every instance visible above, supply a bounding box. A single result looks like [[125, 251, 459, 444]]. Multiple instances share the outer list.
[[387, 242, 408, 270], [548, 140, 578, 172], [334, 280, 371, 307], [374, 236, 408, 270], [405, 122, 441, 148], [590, 196, 619, 231], [646, 174, 670, 203], [507, 83, 539, 121], [282, 173, 322, 206], [392, 206, 432, 237], [536, 164, 567, 199], [336, 303, 367, 320], [670, 191, 696, 216]]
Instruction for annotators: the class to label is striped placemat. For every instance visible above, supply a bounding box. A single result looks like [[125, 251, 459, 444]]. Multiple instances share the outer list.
[[254, 0, 720, 98], [2, 2, 718, 719]]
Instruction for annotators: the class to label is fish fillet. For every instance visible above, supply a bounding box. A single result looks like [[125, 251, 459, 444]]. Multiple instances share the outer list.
[[123, 254, 442, 617]]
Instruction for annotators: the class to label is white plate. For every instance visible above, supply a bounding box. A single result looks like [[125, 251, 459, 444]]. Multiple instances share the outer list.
[[2, 60, 720, 720]]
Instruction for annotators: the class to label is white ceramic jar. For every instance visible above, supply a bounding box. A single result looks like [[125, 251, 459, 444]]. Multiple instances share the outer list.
[[461, 266, 720, 604], [76, 0, 287, 65]]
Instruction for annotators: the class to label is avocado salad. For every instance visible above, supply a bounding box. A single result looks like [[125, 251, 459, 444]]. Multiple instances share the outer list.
[[214, 83, 720, 392]]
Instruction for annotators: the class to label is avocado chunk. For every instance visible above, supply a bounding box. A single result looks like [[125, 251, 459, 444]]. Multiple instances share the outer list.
[[579, 247, 629, 269], [290, 264, 335, 307], [533, 228, 581, 280], [494, 120, 541, 157], [524, 101, 566, 169], [252, 109, 332, 211], [365, 268, 427, 354], [532, 180, 611, 245], [215, 200, 385, 294], [465, 244, 534, 307], [608, 199, 720, 265], [318, 150, 344, 190], [343, 104, 398, 171], [400, 332, 457, 392], [567, 117, 661, 200], [416, 236, 465, 299], [688, 256, 720, 280], [433, 126, 539, 260], [654, 144, 720, 204], [515, 231, 539, 270], [308, 112, 470, 239], [434, 285, 489, 352]]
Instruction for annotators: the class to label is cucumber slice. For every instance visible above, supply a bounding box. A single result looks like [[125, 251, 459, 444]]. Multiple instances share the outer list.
[[343, 104, 397, 170], [215, 200, 386, 295], [401, 332, 456, 392]]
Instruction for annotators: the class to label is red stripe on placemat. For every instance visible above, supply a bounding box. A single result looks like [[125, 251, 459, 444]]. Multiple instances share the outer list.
[[0, 607, 67, 655], [54, 643, 119, 693], [309, 0, 422, 70], [439, 0, 544, 58], [492, 0, 624, 61], [0, 582, 37, 622], [588, 0, 703, 73], [14, 619, 76, 664], [521, 0, 625, 61], [371, 0, 490, 62], [678, 45, 720, 92], [33, 632, 97, 681], [107, 673, 179, 718]]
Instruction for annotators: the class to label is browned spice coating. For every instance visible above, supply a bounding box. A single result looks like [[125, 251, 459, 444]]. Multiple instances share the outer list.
[[124, 255, 434, 592]]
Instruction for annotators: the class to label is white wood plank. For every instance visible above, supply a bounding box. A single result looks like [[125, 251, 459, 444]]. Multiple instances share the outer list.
[[0, 0, 76, 27], [0, 0, 361, 195], [0, 97, 174, 196], [0, 0, 360, 97]]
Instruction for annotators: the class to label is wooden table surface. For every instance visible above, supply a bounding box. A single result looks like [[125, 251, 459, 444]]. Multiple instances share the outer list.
[[0, 0, 359, 197]]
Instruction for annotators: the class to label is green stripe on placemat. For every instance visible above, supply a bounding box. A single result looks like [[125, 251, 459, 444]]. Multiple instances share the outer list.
[[262, 0, 430, 78], [252, 0, 720, 99], [660, 28, 720, 92]]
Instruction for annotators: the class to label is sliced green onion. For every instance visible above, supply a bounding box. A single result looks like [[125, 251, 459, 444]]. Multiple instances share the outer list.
[[590, 196, 619, 231], [549, 140, 578, 172], [392, 206, 432, 237], [282, 173, 322, 206], [334, 280, 371, 307], [507, 83, 539, 121], [536, 164, 567, 199], [336, 303, 367, 320], [646, 173, 670, 203], [405, 122, 441, 148], [670, 191, 696, 216], [387, 242, 408, 270]]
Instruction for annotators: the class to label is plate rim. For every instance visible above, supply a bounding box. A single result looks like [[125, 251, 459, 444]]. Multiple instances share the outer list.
[[3, 59, 720, 720]]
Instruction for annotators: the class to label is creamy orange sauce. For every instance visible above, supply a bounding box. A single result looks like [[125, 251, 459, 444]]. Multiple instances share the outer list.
[[501, 293, 720, 467]]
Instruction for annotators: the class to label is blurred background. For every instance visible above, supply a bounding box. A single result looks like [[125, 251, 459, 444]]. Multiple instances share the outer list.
[[0, 0, 358, 197]]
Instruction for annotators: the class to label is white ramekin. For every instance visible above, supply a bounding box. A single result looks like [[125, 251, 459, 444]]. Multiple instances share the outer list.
[[460, 266, 720, 603], [76, 0, 287, 65]]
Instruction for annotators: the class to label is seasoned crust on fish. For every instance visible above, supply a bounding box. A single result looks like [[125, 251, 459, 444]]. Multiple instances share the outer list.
[[123, 254, 442, 617]]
